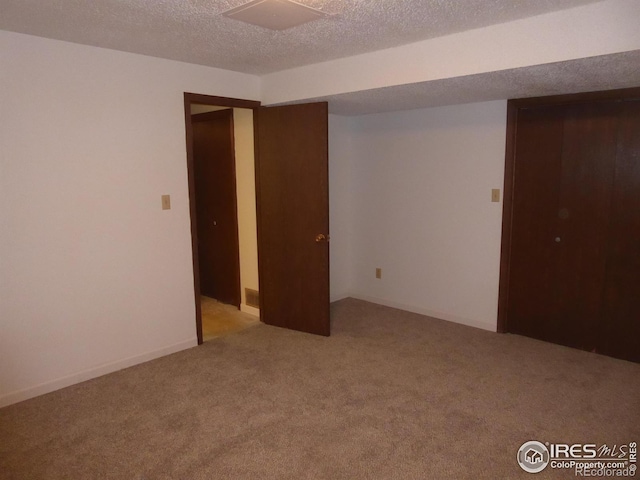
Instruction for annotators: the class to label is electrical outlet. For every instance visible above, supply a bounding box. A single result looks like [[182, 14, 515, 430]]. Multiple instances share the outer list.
[[375, 268, 382, 279], [161, 194, 171, 210]]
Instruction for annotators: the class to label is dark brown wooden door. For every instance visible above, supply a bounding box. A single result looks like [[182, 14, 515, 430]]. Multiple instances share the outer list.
[[255, 102, 330, 336], [508, 102, 618, 351], [506, 95, 640, 363], [599, 100, 640, 362], [192, 109, 241, 307], [506, 104, 567, 345]]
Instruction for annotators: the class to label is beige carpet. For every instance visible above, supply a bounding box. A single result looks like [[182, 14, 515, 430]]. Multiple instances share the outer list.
[[1, 298, 638, 479]]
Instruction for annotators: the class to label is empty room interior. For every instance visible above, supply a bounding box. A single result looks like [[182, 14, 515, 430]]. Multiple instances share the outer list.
[[1, 0, 639, 478]]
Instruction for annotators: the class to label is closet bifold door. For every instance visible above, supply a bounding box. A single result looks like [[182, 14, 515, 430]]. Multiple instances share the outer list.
[[551, 101, 619, 352], [506, 104, 565, 344], [507, 101, 618, 353], [598, 99, 640, 363]]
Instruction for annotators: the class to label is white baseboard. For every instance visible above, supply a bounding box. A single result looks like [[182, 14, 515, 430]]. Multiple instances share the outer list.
[[0, 297, 494, 408], [348, 293, 497, 332], [330, 292, 352, 303], [240, 303, 260, 317], [0, 337, 198, 408]]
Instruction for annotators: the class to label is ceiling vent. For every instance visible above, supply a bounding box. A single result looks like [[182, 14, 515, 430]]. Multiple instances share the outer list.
[[222, 0, 329, 31]]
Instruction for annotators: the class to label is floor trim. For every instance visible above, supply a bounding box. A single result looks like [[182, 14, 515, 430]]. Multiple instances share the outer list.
[[348, 293, 497, 332], [330, 292, 351, 303], [240, 303, 260, 317], [0, 338, 198, 408]]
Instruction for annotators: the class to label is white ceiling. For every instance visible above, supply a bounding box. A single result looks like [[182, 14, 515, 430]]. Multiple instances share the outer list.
[[0, 0, 602, 74], [2, 0, 638, 115]]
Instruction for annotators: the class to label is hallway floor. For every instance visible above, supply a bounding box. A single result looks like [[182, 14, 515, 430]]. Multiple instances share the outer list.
[[201, 296, 259, 342]]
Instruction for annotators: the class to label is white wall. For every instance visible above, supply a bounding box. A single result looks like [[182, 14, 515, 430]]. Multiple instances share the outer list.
[[0, 18, 582, 406], [328, 114, 354, 301], [189, 105, 227, 114], [233, 108, 259, 315], [348, 101, 507, 331], [0, 31, 260, 407], [262, 0, 640, 105]]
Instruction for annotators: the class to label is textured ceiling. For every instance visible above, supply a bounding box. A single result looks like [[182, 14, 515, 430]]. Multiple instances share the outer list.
[[0, 0, 603, 75], [3, 0, 637, 116], [303, 51, 640, 115]]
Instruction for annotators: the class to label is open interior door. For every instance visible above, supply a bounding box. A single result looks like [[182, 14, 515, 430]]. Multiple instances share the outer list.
[[255, 102, 330, 336]]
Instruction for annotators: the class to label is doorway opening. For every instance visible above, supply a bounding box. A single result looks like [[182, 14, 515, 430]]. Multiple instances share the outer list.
[[185, 94, 332, 343], [200, 295, 259, 341], [184, 93, 261, 344]]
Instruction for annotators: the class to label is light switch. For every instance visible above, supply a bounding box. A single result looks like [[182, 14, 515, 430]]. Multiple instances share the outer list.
[[491, 189, 501, 203], [161, 194, 171, 210], [375, 268, 382, 279]]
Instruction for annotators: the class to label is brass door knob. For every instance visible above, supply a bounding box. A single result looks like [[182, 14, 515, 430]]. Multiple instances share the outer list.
[[315, 234, 330, 243]]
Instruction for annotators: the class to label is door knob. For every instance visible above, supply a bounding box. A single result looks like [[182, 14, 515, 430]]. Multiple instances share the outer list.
[[555, 236, 561, 243], [315, 234, 330, 243]]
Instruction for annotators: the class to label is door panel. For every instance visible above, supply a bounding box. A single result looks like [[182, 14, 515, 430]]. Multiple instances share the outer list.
[[508, 105, 565, 342], [192, 109, 241, 307], [551, 102, 618, 350], [599, 100, 640, 362], [255, 102, 330, 336]]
